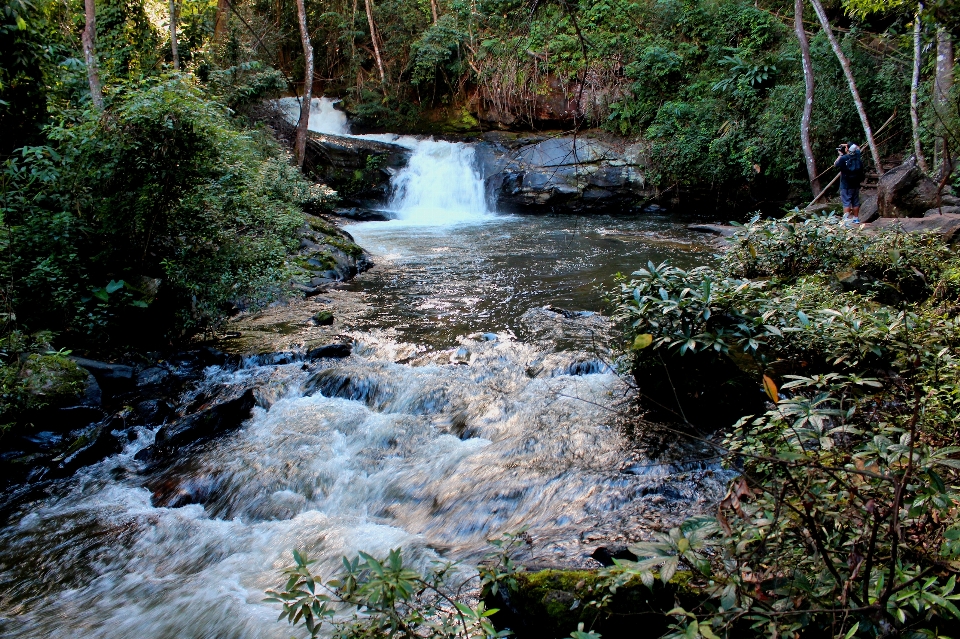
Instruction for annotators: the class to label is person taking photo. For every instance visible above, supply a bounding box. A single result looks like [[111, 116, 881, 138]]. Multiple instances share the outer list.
[[834, 142, 864, 224]]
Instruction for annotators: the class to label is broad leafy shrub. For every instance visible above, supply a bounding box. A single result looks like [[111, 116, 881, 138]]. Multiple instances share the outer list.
[[612, 216, 960, 637], [1, 76, 318, 347]]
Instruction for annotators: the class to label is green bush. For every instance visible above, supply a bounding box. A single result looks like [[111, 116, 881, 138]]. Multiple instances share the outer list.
[[614, 215, 960, 637], [1, 76, 320, 347]]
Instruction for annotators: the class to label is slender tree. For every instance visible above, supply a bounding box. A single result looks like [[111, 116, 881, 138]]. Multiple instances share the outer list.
[[294, 0, 314, 167], [81, 0, 104, 110], [912, 11, 929, 171], [213, 0, 230, 41], [169, 0, 179, 70], [430, 0, 439, 23], [808, 0, 883, 173], [365, 0, 386, 83], [935, 26, 954, 176], [795, 0, 820, 194]]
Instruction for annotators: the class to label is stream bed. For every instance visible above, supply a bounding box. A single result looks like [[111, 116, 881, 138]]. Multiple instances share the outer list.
[[0, 124, 730, 638]]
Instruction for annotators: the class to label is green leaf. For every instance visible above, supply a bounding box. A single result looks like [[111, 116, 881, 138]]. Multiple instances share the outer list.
[[632, 334, 653, 350], [106, 279, 125, 294]]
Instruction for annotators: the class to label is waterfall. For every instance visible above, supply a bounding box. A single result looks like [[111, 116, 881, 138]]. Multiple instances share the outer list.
[[276, 97, 491, 225], [274, 97, 350, 135], [388, 140, 491, 224]]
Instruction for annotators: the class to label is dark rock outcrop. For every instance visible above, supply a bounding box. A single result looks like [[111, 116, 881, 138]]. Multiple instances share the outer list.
[[264, 105, 410, 207], [306, 343, 353, 360], [147, 388, 256, 457], [71, 357, 135, 395], [478, 134, 654, 213], [332, 207, 392, 222], [877, 157, 941, 218]]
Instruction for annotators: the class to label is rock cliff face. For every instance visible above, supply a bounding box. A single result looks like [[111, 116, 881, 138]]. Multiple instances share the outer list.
[[476, 133, 655, 213]]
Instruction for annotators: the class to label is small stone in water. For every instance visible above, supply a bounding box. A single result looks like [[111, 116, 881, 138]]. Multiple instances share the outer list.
[[313, 311, 334, 326]]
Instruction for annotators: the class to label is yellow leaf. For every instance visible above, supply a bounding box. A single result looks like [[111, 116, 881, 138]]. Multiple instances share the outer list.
[[748, 242, 757, 258], [762, 374, 778, 404], [632, 334, 653, 350]]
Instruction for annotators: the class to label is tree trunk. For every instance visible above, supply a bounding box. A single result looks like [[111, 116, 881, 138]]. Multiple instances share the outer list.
[[82, 0, 103, 110], [294, 0, 314, 168], [169, 0, 179, 70], [365, 0, 386, 83], [795, 0, 819, 195], [808, 0, 883, 174], [430, 0, 438, 23], [935, 26, 954, 178], [912, 12, 929, 172], [213, 0, 229, 41]]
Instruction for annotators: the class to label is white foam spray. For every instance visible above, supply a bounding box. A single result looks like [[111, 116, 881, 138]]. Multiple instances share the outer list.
[[388, 140, 491, 224], [276, 97, 491, 226], [275, 96, 350, 135]]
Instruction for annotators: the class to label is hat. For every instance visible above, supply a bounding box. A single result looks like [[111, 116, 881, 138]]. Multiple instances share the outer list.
[[849, 144, 860, 152]]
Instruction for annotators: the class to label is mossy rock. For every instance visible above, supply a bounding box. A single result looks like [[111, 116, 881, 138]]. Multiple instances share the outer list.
[[313, 311, 334, 326], [20, 355, 88, 409], [305, 214, 339, 236], [487, 569, 705, 638]]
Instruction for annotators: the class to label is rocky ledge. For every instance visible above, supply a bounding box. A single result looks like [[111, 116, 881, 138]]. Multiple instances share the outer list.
[[477, 133, 656, 214]]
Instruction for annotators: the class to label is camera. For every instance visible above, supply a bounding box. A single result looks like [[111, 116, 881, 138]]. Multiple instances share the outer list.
[[836, 144, 848, 153]]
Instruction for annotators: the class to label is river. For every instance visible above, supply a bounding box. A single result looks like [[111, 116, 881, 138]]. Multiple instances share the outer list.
[[0, 102, 728, 638]]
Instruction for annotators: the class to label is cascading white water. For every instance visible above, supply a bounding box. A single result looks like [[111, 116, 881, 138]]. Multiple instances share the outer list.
[[276, 97, 491, 225], [275, 97, 350, 135], [0, 212, 728, 638], [388, 140, 491, 224]]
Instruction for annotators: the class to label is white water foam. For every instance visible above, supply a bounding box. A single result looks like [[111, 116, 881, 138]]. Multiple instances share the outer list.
[[275, 96, 350, 135], [388, 140, 491, 225]]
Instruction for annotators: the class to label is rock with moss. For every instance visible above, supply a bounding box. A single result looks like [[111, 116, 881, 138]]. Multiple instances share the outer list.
[[487, 568, 704, 638]]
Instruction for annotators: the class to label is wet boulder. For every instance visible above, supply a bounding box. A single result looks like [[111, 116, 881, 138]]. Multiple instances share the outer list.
[[306, 343, 352, 360], [71, 357, 135, 396], [147, 388, 256, 457], [877, 157, 941, 218], [48, 419, 124, 479]]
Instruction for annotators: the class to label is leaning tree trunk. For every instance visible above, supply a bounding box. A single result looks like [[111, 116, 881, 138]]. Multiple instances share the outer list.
[[82, 0, 104, 110], [365, 0, 386, 84], [935, 26, 954, 178], [795, 0, 820, 194], [809, 0, 883, 174], [294, 0, 314, 168], [169, 0, 179, 70], [912, 12, 929, 172]]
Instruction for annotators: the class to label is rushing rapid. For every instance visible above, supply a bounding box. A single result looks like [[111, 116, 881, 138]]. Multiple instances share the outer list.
[[0, 100, 727, 639]]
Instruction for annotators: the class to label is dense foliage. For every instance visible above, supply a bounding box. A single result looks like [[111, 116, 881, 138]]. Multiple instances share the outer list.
[[0, 0, 338, 428], [225, 0, 956, 203], [613, 215, 960, 636], [2, 77, 318, 347], [265, 533, 530, 639]]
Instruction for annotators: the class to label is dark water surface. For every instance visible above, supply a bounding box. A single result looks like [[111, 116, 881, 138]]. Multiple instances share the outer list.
[[345, 213, 716, 346]]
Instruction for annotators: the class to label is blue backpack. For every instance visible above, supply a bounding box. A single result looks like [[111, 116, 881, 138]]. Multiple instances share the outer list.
[[846, 148, 863, 180]]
